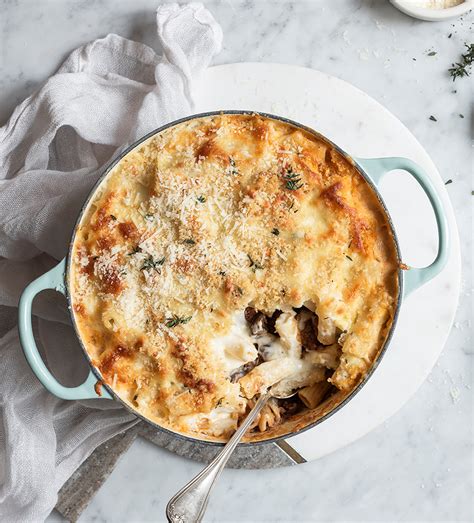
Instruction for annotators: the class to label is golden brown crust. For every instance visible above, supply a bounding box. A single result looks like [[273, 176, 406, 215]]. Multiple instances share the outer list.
[[70, 114, 399, 441]]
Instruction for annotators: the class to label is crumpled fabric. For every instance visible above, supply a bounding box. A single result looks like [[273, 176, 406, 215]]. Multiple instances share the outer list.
[[0, 4, 222, 521]]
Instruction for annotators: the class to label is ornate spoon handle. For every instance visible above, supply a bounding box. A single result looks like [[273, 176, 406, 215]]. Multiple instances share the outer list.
[[166, 392, 271, 523]]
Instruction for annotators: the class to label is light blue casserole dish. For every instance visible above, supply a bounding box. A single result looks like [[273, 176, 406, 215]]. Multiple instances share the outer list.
[[17, 111, 450, 445]]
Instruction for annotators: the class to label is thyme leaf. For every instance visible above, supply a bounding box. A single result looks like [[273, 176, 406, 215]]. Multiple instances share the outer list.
[[283, 168, 303, 190], [140, 255, 165, 271], [444, 179, 453, 185], [228, 157, 238, 175], [197, 195, 206, 203], [165, 315, 192, 328], [429, 115, 437, 122], [183, 238, 196, 245], [271, 228, 280, 235], [247, 254, 263, 271]]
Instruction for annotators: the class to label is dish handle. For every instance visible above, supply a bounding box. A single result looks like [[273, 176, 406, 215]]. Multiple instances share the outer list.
[[356, 157, 450, 298], [18, 258, 112, 400]]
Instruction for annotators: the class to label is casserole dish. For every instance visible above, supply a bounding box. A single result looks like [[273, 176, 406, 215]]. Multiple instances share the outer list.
[[18, 111, 449, 446]]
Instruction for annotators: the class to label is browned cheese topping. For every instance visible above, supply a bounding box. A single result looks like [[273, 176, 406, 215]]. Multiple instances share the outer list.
[[70, 114, 399, 441]]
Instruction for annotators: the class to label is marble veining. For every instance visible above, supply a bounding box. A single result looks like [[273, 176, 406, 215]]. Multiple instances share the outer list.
[[1, 1, 472, 522]]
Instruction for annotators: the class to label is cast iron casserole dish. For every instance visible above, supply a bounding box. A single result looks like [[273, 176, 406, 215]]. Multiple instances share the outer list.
[[18, 111, 449, 447]]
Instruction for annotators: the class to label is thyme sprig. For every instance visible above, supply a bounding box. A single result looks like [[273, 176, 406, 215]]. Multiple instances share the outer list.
[[165, 315, 192, 328], [283, 168, 303, 190], [449, 43, 474, 81]]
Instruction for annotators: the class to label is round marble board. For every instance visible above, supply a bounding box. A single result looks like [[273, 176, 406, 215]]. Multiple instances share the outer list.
[[181, 62, 460, 464]]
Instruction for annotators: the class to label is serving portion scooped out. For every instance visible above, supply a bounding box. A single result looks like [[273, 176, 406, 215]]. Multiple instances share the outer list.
[[70, 113, 399, 442]]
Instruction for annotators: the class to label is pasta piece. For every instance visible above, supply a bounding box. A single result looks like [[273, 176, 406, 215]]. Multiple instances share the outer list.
[[330, 354, 367, 390], [249, 398, 282, 432], [223, 342, 258, 372], [239, 358, 300, 398], [275, 311, 302, 359], [270, 358, 325, 397], [316, 315, 336, 345], [305, 343, 341, 370], [298, 381, 331, 409], [101, 306, 121, 332]]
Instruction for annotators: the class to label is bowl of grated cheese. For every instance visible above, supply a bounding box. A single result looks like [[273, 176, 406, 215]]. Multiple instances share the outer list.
[[390, 0, 473, 21]]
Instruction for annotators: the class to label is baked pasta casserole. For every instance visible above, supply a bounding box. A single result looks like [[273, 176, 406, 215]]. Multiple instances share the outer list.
[[70, 113, 399, 442]]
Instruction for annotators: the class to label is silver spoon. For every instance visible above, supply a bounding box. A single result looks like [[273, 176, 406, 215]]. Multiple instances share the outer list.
[[166, 388, 295, 523]]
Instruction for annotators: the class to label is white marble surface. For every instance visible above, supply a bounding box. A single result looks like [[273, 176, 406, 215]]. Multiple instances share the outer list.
[[2, 1, 472, 522]]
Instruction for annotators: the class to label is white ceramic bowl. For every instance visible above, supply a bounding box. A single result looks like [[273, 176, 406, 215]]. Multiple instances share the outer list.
[[390, 0, 473, 21]]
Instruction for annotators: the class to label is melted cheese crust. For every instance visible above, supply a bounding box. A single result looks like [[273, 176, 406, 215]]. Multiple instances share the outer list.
[[70, 114, 399, 441]]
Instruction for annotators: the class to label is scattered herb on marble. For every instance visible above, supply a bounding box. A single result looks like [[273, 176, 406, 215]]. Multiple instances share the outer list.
[[448, 33, 452, 39], [429, 115, 438, 122], [445, 179, 453, 185], [463, 43, 474, 65], [165, 315, 192, 328], [449, 43, 474, 81], [459, 114, 464, 118], [427, 51, 437, 56]]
